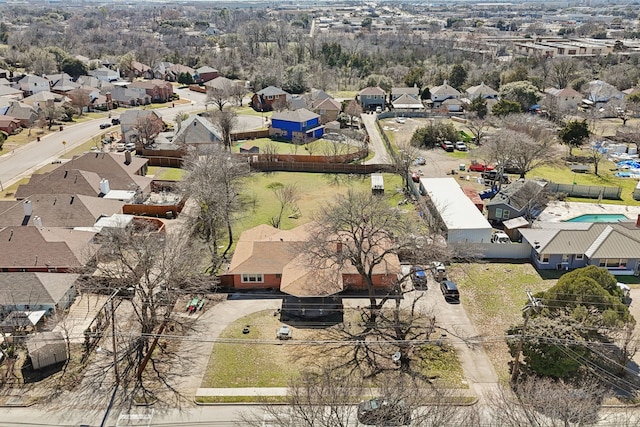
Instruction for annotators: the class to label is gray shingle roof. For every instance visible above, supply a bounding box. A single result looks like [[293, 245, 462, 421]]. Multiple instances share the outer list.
[[271, 108, 319, 122]]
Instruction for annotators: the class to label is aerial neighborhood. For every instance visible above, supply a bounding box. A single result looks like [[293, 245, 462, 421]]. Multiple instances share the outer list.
[[2, 1, 640, 425]]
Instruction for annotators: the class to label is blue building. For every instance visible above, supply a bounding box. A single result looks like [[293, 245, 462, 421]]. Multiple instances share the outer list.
[[269, 109, 324, 143]]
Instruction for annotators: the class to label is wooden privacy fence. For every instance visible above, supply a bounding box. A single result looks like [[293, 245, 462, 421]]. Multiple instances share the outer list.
[[231, 129, 270, 141], [546, 182, 622, 200], [249, 161, 394, 174], [239, 148, 368, 164]]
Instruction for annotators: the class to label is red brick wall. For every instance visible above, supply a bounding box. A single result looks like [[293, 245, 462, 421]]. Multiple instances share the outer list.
[[342, 274, 396, 291], [229, 273, 281, 290]]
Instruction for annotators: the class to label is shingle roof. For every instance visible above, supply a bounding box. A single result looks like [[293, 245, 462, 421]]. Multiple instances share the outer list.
[[431, 82, 461, 97], [16, 169, 103, 199], [271, 108, 319, 123], [174, 115, 222, 145], [256, 86, 288, 97], [358, 86, 385, 96], [0, 272, 79, 306], [391, 87, 420, 96], [466, 82, 498, 97], [487, 180, 546, 211], [314, 97, 341, 111]]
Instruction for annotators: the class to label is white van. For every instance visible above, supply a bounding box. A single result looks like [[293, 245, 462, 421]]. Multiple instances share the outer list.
[[491, 231, 511, 244]]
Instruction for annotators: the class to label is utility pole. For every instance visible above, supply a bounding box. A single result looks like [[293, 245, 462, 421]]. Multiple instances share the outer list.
[[510, 290, 542, 384], [111, 297, 119, 385]]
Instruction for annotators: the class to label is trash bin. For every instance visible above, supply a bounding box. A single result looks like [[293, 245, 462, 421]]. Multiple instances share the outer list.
[[459, 163, 466, 171], [59, 126, 63, 131]]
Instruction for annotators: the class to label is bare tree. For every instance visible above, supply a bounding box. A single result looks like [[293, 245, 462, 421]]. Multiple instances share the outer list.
[[465, 117, 490, 146], [586, 137, 606, 176], [207, 110, 238, 151], [488, 377, 605, 427], [134, 114, 164, 148], [83, 223, 209, 404], [393, 141, 420, 192], [174, 112, 189, 133], [263, 140, 279, 161], [182, 146, 250, 272], [549, 58, 577, 89], [206, 81, 237, 111], [268, 182, 301, 229], [70, 91, 92, 117], [344, 99, 363, 127]]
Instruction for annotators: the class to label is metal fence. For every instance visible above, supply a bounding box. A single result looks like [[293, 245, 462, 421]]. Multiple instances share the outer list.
[[546, 182, 622, 200]]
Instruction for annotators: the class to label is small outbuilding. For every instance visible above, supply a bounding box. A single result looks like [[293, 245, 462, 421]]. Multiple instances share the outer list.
[[239, 142, 259, 154], [26, 331, 68, 370], [371, 173, 384, 195]]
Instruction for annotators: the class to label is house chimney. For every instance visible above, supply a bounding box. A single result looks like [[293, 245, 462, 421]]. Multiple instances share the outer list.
[[125, 150, 132, 165], [33, 216, 43, 228], [99, 179, 110, 195], [23, 200, 33, 216], [337, 241, 342, 253]]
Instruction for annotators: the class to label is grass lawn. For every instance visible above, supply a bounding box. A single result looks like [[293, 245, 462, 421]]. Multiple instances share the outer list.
[[147, 167, 186, 181], [328, 90, 357, 99], [201, 309, 467, 391], [234, 172, 406, 235], [450, 262, 556, 381], [231, 138, 359, 156], [235, 106, 273, 118]]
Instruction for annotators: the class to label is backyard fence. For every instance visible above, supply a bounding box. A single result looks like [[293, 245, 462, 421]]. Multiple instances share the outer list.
[[248, 161, 393, 174], [546, 182, 622, 200]]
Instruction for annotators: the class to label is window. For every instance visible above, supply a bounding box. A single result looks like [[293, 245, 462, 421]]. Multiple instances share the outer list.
[[267, 95, 273, 100], [495, 208, 503, 219], [562, 254, 569, 262], [241, 273, 264, 283], [502, 210, 510, 219], [575, 254, 584, 260], [599, 259, 627, 268], [539, 253, 550, 263]]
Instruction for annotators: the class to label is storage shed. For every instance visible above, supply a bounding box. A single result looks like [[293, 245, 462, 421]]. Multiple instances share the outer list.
[[420, 177, 492, 244], [26, 331, 68, 370], [371, 173, 384, 195], [634, 181, 640, 201]]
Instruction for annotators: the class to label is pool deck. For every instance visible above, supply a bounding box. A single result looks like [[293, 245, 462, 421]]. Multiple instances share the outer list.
[[536, 201, 640, 223]]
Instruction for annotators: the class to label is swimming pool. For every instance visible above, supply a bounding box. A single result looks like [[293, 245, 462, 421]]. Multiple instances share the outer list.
[[565, 214, 629, 223]]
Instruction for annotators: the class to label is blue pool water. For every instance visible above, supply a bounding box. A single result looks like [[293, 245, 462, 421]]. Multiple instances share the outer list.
[[565, 214, 629, 223]]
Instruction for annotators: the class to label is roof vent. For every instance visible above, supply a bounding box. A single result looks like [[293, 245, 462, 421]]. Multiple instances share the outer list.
[[99, 179, 110, 195], [23, 200, 33, 216]]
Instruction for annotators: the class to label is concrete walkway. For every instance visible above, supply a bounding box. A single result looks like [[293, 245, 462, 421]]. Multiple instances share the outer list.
[[361, 113, 392, 165]]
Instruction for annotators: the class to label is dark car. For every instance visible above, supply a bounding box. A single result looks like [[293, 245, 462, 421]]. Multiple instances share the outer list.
[[99, 122, 111, 129], [410, 266, 428, 289], [111, 117, 120, 125], [440, 280, 460, 302], [440, 140, 454, 152], [482, 170, 509, 184], [358, 397, 411, 426]]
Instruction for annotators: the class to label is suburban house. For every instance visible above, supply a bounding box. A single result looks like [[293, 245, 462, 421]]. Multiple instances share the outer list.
[[13, 74, 50, 96], [203, 76, 237, 93], [128, 80, 174, 103], [313, 97, 342, 124], [520, 218, 640, 275], [67, 87, 112, 112], [391, 93, 424, 111], [22, 91, 67, 109], [583, 80, 625, 104], [0, 226, 97, 272], [0, 195, 124, 228], [130, 61, 151, 79], [169, 63, 196, 81], [223, 223, 401, 297], [465, 82, 498, 100], [252, 86, 290, 112], [545, 87, 583, 112], [172, 115, 223, 151], [390, 86, 420, 102], [357, 86, 386, 111], [0, 84, 24, 101], [442, 98, 464, 113], [15, 152, 152, 199], [0, 273, 79, 318], [2, 101, 39, 127], [0, 115, 22, 134], [119, 109, 163, 144], [89, 67, 120, 83], [430, 80, 461, 108], [486, 180, 547, 225], [109, 86, 151, 107], [270, 108, 324, 143], [194, 66, 220, 83], [47, 73, 80, 94]]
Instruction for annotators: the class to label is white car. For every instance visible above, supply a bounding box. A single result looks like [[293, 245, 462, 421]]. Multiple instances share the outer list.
[[455, 141, 467, 151], [396, 117, 406, 124], [491, 231, 511, 244]]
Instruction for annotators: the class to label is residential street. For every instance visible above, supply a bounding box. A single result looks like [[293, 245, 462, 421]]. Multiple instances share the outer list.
[[361, 112, 393, 165]]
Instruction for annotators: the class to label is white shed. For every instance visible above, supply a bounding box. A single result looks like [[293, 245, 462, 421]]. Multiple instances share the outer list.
[[371, 173, 384, 195], [420, 177, 492, 244]]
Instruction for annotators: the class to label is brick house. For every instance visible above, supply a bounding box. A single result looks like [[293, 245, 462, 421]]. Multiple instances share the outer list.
[[128, 79, 174, 103]]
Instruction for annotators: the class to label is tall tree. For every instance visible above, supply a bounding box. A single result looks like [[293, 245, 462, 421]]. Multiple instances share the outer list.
[[208, 109, 238, 150], [558, 119, 590, 156], [498, 80, 541, 111], [492, 99, 522, 116], [467, 96, 488, 119], [449, 64, 467, 89]]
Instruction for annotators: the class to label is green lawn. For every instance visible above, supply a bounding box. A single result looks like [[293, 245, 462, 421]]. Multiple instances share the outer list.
[[147, 167, 186, 181], [234, 106, 273, 118], [328, 90, 357, 99], [450, 262, 555, 381], [232, 138, 360, 156], [233, 172, 405, 236]]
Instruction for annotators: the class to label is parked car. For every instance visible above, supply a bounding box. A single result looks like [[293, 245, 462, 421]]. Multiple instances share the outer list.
[[411, 172, 421, 183], [455, 141, 467, 151], [491, 230, 511, 244], [410, 265, 428, 289], [276, 325, 292, 340], [375, 106, 383, 113], [414, 157, 426, 166], [482, 170, 509, 184], [440, 140, 454, 152], [99, 122, 111, 129], [124, 142, 136, 151], [111, 117, 120, 125], [440, 280, 460, 302], [431, 261, 447, 282], [357, 397, 411, 426], [115, 143, 126, 152], [469, 162, 494, 172], [396, 117, 406, 124]]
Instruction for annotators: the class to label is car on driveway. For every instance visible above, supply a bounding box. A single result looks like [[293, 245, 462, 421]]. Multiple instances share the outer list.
[[440, 140, 454, 152], [455, 141, 467, 151], [431, 261, 447, 282], [414, 157, 426, 166], [99, 122, 111, 129], [357, 397, 411, 426], [440, 280, 460, 303], [410, 265, 428, 289], [469, 162, 494, 172], [396, 117, 406, 124]]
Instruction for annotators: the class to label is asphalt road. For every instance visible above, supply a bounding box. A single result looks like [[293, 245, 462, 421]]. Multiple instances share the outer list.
[[361, 112, 392, 165], [0, 87, 262, 190]]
